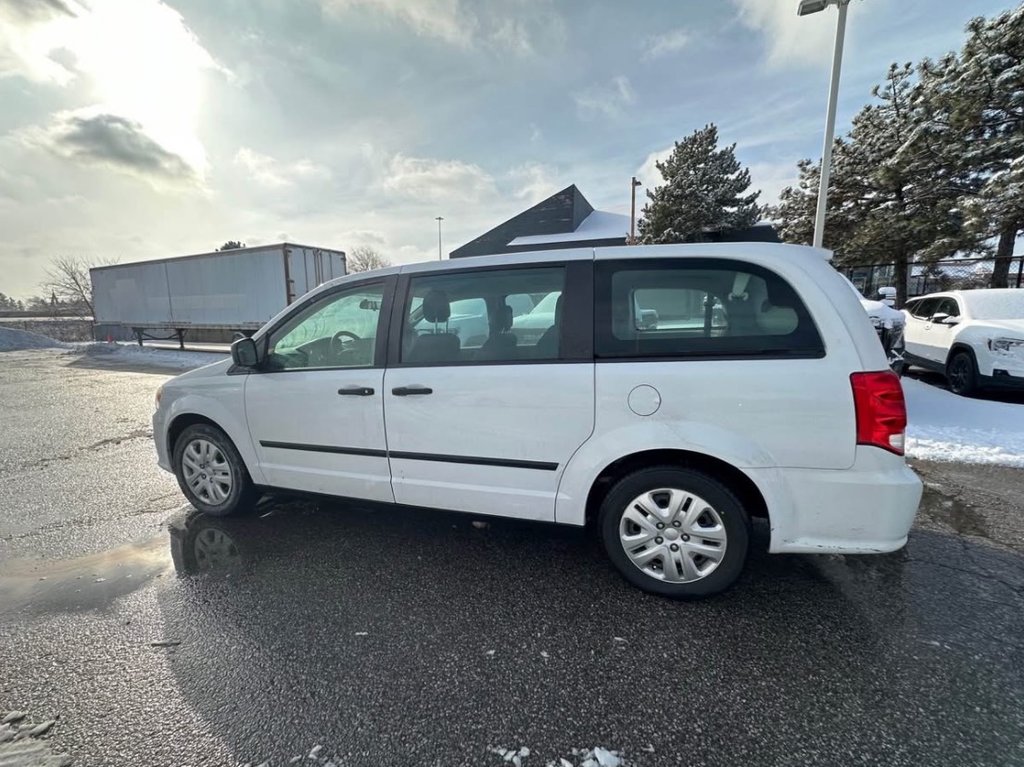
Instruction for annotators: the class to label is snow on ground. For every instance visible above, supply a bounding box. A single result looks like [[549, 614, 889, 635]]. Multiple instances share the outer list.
[[0, 711, 71, 766], [904, 378, 1024, 467], [0, 327, 69, 351], [1, 328, 227, 371], [78, 342, 227, 371]]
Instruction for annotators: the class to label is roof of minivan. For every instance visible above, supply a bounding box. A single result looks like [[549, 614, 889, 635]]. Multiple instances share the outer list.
[[318, 242, 833, 293]]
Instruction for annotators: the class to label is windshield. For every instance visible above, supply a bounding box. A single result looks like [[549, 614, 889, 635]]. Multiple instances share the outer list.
[[961, 290, 1024, 320]]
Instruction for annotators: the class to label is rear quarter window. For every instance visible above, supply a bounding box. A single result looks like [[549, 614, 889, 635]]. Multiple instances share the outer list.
[[595, 258, 824, 359]]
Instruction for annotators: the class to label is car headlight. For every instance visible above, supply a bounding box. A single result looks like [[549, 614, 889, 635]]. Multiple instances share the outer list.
[[988, 337, 1024, 355]]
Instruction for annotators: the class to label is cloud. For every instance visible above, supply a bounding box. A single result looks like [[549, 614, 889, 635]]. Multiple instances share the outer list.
[[0, 0, 225, 172], [383, 154, 497, 202], [643, 28, 690, 59], [319, 0, 563, 54], [731, 0, 838, 68], [747, 160, 801, 206], [508, 163, 559, 203], [1, 0, 78, 22], [636, 145, 672, 187], [235, 148, 331, 188], [28, 110, 198, 185], [574, 75, 635, 120]]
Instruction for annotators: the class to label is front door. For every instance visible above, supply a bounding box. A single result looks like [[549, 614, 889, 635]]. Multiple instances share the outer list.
[[244, 277, 395, 502], [382, 262, 595, 522], [903, 297, 939, 360], [920, 296, 961, 364]]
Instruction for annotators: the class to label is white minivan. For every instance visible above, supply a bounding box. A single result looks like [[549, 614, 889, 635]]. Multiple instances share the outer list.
[[153, 244, 921, 598]]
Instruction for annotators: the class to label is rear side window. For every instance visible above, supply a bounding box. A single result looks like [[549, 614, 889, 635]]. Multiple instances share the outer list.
[[595, 259, 823, 359]]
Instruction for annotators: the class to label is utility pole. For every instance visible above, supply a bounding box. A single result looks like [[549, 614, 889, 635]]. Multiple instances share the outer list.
[[630, 176, 642, 243], [435, 216, 444, 260]]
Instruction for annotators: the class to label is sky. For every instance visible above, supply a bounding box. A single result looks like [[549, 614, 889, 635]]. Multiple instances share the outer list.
[[0, 0, 1013, 299]]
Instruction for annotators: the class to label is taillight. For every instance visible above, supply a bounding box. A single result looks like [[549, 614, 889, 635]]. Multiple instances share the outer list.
[[850, 371, 907, 455]]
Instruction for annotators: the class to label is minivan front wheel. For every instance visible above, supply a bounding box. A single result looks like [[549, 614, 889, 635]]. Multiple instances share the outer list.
[[173, 424, 258, 516], [599, 467, 749, 599]]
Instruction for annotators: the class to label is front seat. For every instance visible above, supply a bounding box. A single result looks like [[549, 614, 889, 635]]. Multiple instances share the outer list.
[[534, 294, 563, 358], [406, 289, 461, 364], [477, 303, 517, 361]]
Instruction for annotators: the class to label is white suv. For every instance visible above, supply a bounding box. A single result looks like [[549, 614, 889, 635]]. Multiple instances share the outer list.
[[902, 289, 1024, 396], [153, 244, 921, 599]]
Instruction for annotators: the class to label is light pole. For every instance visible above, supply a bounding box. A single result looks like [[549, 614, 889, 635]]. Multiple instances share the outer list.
[[798, 0, 851, 249], [629, 176, 642, 243], [435, 216, 444, 260]]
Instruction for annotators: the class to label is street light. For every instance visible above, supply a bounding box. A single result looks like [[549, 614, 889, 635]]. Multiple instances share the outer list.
[[799, 0, 852, 249], [435, 216, 444, 260]]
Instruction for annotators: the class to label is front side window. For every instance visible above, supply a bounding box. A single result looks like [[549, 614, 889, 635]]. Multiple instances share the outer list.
[[265, 283, 385, 370], [401, 267, 565, 365], [934, 298, 961, 318], [595, 259, 823, 359], [910, 297, 939, 319]]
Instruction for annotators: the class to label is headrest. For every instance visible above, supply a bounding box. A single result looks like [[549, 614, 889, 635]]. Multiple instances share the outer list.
[[422, 289, 450, 323], [729, 273, 751, 301]]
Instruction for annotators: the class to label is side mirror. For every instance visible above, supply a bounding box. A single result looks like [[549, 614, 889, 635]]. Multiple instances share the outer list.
[[941, 315, 961, 325], [929, 312, 958, 325], [231, 336, 261, 368]]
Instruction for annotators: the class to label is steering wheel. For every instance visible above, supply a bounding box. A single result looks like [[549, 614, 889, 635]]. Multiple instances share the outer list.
[[330, 330, 361, 357]]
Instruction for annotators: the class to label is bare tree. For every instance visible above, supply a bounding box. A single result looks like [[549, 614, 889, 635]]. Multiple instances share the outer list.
[[41, 255, 117, 317], [347, 246, 391, 273]]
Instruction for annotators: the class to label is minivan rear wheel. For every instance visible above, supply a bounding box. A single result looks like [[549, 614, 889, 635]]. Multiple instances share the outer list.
[[173, 424, 258, 516], [599, 467, 750, 599]]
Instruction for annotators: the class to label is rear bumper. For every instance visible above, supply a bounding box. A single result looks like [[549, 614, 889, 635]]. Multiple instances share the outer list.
[[752, 448, 922, 555]]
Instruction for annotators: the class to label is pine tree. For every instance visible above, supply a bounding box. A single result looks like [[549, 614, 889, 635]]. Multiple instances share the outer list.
[[920, 6, 1024, 287], [638, 124, 761, 244], [769, 152, 856, 257], [834, 63, 963, 304]]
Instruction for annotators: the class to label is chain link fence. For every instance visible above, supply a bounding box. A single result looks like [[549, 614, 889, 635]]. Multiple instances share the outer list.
[[843, 256, 1024, 306]]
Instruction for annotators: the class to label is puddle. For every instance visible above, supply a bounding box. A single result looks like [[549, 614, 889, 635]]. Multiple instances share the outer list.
[[918, 483, 989, 538], [0, 536, 171, 616]]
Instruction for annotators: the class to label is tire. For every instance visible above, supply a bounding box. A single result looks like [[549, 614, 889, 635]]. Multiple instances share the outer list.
[[599, 467, 750, 599], [946, 350, 978, 397], [172, 424, 259, 516]]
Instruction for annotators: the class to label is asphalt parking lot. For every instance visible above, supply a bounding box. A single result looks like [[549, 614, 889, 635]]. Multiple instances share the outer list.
[[2, 350, 1024, 767]]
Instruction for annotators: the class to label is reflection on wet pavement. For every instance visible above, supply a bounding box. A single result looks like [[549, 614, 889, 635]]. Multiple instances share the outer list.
[[150, 493, 1024, 766], [0, 536, 169, 616]]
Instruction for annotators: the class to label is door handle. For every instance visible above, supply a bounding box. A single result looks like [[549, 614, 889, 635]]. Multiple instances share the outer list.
[[337, 386, 375, 396], [391, 385, 433, 396]]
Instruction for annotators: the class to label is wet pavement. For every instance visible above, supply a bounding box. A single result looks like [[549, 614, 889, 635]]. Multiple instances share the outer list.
[[2, 351, 1024, 766]]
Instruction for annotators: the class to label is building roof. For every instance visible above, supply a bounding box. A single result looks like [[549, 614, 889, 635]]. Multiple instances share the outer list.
[[450, 184, 630, 259], [507, 209, 631, 246]]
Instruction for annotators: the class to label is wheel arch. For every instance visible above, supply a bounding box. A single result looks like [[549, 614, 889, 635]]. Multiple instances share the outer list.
[[582, 449, 769, 529], [166, 410, 261, 483], [945, 342, 978, 369]]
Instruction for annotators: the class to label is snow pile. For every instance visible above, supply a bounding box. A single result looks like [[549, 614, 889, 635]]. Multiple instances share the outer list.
[[0, 327, 68, 352], [81, 342, 228, 370], [903, 378, 1024, 467], [0, 711, 71, 766], [489, 746, 626, 767]]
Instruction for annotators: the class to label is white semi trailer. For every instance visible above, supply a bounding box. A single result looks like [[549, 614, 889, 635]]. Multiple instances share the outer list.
[[91, 243, 345, 347]]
